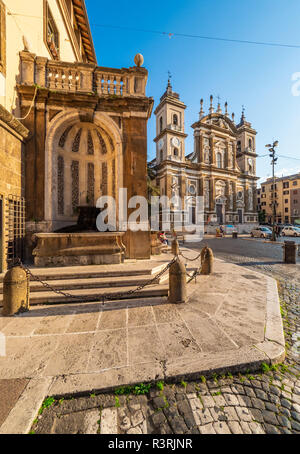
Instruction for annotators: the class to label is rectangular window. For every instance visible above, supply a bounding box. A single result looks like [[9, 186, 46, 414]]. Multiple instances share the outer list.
[[0, 0, 6, 75], [293, 181, 298, 186], [285, 208, 288, 213], [44, 1, 60, 60]]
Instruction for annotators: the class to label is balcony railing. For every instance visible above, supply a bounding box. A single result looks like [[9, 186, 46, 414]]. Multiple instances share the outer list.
[[19, 52, 148, 97], [167, 123, 182, 132]]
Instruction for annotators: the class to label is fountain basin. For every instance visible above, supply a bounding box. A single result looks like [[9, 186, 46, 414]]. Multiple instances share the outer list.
[[32, 232, 126, 267]]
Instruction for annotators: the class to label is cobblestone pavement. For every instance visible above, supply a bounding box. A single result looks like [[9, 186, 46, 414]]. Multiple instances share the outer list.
[[30, 239, 300, 434]]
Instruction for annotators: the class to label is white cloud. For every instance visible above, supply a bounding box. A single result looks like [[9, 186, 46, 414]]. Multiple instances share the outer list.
[[257, 166, 300, 185]]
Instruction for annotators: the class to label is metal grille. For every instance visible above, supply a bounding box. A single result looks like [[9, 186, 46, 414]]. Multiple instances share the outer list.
[[5, 195, 25, 268]]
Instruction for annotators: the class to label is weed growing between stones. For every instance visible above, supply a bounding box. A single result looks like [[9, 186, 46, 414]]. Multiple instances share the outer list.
[[38, 397, 55, 415]]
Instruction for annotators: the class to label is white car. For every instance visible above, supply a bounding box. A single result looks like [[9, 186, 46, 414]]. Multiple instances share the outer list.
[[281, 226, 300, 237], [251, 226, 272, 238]]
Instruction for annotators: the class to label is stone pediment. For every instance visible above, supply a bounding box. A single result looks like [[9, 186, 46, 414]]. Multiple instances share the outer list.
[[199, 113, 237, 135]]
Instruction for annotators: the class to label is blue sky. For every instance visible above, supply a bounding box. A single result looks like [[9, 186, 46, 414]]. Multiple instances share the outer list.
[[86, 0, 300, 183]]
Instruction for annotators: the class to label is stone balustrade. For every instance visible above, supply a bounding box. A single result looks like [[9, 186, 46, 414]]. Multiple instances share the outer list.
[[19, 51, 148, 97]]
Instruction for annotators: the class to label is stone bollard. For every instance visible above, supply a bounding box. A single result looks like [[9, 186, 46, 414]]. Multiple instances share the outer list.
[[283, 241, 297, 264], [2, 266, 30, 316], [168, 257, 187, 304], [171, 238, 179, 256], [200, 246, 214, 275]]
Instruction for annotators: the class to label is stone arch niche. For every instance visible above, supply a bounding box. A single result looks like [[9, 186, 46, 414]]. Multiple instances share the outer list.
[[45, 110, 123, 231]]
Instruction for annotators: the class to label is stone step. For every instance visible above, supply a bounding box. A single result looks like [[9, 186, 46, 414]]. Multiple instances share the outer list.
[[0, 262, 168, 283], [0, 283, 169, 306], [0, 273, 169, 294]]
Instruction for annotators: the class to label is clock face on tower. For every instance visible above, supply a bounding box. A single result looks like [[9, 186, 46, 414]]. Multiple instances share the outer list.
[[171, 137, 180, 147]]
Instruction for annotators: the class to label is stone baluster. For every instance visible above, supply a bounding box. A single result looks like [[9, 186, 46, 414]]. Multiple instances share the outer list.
[[56, 69, 63, 90], [110, 75, 115, 94], [47, 69, 55, 89], [115, 76, 122, 95], [95, 71, 102, 95], [53, 69, 59, 89], [70, 70, 77, 92], [122, 76, 129, 96], [102, 74, 109, 94], [107, 75, 112, 94]]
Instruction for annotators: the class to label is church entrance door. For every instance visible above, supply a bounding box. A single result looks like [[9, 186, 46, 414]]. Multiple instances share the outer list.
[[216, 204, 223, 224], [238, 209, 243, 224]]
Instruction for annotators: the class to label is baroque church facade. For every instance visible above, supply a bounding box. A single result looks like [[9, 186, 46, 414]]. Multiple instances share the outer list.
[[152, 81, 259, 231]]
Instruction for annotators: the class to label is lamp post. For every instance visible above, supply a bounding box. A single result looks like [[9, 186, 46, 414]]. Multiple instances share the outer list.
[[265, 141, 279, 242]]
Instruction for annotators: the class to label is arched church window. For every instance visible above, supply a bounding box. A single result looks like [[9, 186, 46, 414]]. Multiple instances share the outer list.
[[248, 138, 252, 149], [237, 140, 241, 153], [160, 117, 163, 133], [216, 152, 223, 169], [174, 148, 179, 157], [173, 114, 178, 126], [160, 150, 163, 162]]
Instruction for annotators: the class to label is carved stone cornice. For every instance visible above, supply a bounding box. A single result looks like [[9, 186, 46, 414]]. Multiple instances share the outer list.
[[0, 104, 29, 140]]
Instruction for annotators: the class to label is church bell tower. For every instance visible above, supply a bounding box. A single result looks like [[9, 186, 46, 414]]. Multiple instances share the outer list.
[[154, 79, 187, 165]]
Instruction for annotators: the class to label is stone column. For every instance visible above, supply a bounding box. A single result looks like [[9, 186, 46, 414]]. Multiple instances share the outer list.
[[245, 186, 249, 212], [232, 142, 237, 169], [225, 140, 229, 168], [210, 135, 215, 165], [209, 177, 215, 212], [199, 133, 204, 163], [233, 181, 237, 212], [225, 180, 230, 212], [198, 177, 204, 197]]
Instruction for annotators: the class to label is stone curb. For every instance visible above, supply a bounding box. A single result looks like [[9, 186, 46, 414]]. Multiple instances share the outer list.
[[46, 260, 285, 398], [0, 259, 286, 433], [0, 377, 53, 434]]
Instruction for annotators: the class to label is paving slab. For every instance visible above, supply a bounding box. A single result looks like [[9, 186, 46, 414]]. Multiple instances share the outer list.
[[0, 256, 285, 433]]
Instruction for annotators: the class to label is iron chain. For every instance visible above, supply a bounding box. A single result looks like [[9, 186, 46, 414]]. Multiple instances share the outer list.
[[15, 257, 177, 304], [13, 245, 204, 304]]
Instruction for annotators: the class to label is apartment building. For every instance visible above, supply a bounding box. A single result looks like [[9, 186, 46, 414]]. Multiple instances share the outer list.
[[258, 173, 300, 224]]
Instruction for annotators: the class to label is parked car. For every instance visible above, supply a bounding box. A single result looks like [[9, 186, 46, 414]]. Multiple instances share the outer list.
[[281, 226, 300, 237], [251, 226, 273, 238]]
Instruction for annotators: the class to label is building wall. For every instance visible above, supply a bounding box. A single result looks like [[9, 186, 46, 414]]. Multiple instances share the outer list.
[[260, 174, 300, 224], [0, 106, 28, 272], [1, 0, 81, 115], [290, 180, 300, 224]]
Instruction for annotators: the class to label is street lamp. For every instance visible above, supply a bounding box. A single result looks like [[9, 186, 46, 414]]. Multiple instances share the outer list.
[[265, 141, 279, 241]]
